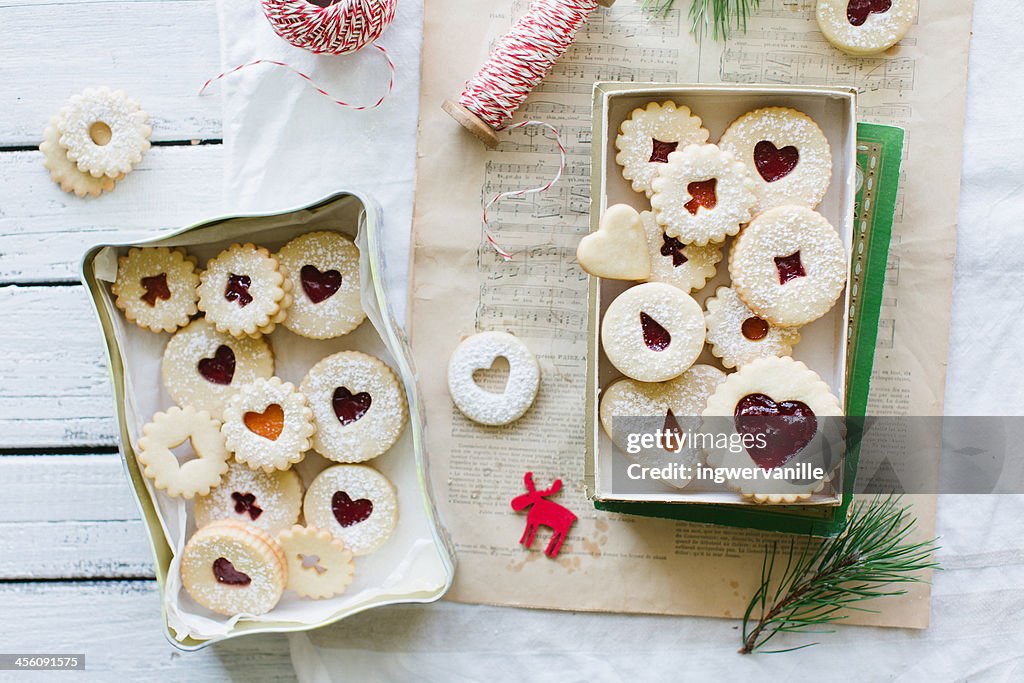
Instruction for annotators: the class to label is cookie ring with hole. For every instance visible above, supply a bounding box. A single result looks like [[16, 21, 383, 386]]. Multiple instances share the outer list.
[[447, 331, 540, 426], [57, 87, 152, 179], [136, 405, 229, 499]]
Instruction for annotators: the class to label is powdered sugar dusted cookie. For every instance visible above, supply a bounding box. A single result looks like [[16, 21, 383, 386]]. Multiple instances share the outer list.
[[705, 286, 801, 369], [278, 526, 355, 599], [111, 247, 199, 333], [57, 87, 151, 179], [447, 331, 540, 426], [601, 282, 705, 383], [162, 318, 275, 415], [301, 351, 408, 463], [640, 210, 721, 293], [276, 231, 366, 339], [194, 459, 303, 535], [650, 144, 757, 246], [730, 206, 847, 328], [817, 0, 918, 56], [198, 243, 292, 338], [702, 356, 843, 503], [40, 115, 120, 197], [136, 405, 228, 499], [180, 520, 286, 616], [615, 101, 710, 197], [303, 465, 398, 556], [599, 365, 726, 488], [221, 377, 316, 473], [719, 107, 832, 214]]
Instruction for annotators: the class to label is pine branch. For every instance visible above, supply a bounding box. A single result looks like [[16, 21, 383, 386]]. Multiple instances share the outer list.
[[644, 0, 762, 40], [739, 496, 939, 655]]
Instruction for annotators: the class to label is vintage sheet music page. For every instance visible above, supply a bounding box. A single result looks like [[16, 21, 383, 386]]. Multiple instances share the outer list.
[[411, 0, 972, 626]]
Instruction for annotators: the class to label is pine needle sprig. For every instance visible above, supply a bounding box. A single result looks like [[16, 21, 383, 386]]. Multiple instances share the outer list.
[[740, 496, 939, 655], [643, 0, 762, 40]]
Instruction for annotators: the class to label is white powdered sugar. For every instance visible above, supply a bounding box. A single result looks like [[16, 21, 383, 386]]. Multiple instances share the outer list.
[[447, 331, 540, 426], [221, 377, 316, 472], [197, 243, 290, 337], [704, 286, 801, 368], [816, 0, 918, 55], [193, 459, 303, 535], [303, 465, 398, 556], [111, 246, 199, 333], [57, 87, 151, 178], [615, 101, 710, 197], [640, 210, 722, 293]]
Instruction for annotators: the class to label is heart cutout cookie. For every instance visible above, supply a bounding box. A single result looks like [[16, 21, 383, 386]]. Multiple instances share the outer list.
[[301, 265, 343, 304], [576, 204, 651, 281], [734, 393, 818, 470], [243, 403, 285, 441], [332, 490, 373, 527], [754, 141, 800, 182]]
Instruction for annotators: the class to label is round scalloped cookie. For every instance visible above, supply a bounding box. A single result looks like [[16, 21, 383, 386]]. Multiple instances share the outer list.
[[221, 377, 316, 473], [57, 87, 151, 179], [198, 243, 293, 338], [136, 405, 229, 499], [276, 231, 367, 339], [640, 210, 721, 294], [162, 317, 275, 415], [599, 365, 726, 489], [111, 247, 199, 333], [704, 286, 801, 369], [277, 526, 355, 599], [40, 115, 120, 197], [816, 0, 918, 56], [718, 107, 832, 214], [730, 206, 847, 328], [650, 144, 757, 246], [303, 465, 398, 556], [301, 351, 408, 463], [600, 282, 705, 383], [180, 520, 287, 616], [194, 459, 303, 536], [614, 101, 710, 197], [702, 356, 843, 503]]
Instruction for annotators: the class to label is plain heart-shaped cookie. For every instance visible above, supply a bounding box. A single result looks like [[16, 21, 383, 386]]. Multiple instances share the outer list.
[[576, 204, 651, 280]]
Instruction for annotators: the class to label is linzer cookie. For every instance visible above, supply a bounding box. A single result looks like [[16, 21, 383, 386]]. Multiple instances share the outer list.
[[180, 520, 287, 616], [702, 356, 843, 503], [704, 286, 801, 369], [198, 243, 293, 338], [817, 0, 918, 56], [303, 465, 398, 556], [162, 318, 275, 414], [650, 143, 757, 246], [277, 526, 355, 599], [221, 377, 316, 472], [614, 101, 710, 197], [600, 282, 705, 383], [57, 87, 151, 179], [599, 364, 726, 488], [40, 115, 120, 197], [447, 331, 540, 426], [719, 107, 832, 214], [301, 351, 408, 463], [640, 210, 721, 294], [730, 206, 847, 328], [276, 231, 366, 339], [194, 459, 303, 536], [111, 247, 199, 333], [136, 406, 229, 499]]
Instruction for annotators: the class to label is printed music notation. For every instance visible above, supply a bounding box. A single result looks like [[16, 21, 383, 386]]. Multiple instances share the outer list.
[[720, 49, 915, 92], [498, 123, 593, 155], [581, 6, 682, 41], [537, 62, 678, 95]]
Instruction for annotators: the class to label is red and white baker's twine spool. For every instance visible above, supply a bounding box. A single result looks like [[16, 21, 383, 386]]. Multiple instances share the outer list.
[[200, 0, 397, 110], [459, 0, 600, 260]]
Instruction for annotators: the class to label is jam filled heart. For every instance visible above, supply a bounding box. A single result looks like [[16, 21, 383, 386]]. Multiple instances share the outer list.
[[243, 404, 285, 441], [774, 251, 806, 285], [224, 273, 253, 307], [847, 0, 892, 26], [197, 345, 235, 385], [213, 557, 252, 586], [231, 491, 263, 520], [742, 316, 770, 341], [301, 265, 343, 304], [640, 311, 671, 352], [734, 393, 818, 470], [684, 178, 718, 215], [754, 141, 800, 183], [649, 138, 679, 164], [660, 233, 688, 267], [332, 491, 373, 527], [140, 273, 171, 307], [332, 387, 372, 426]]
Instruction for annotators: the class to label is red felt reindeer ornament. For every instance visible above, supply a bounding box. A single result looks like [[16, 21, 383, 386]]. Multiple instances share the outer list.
[[511, 472, 577, 558]]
